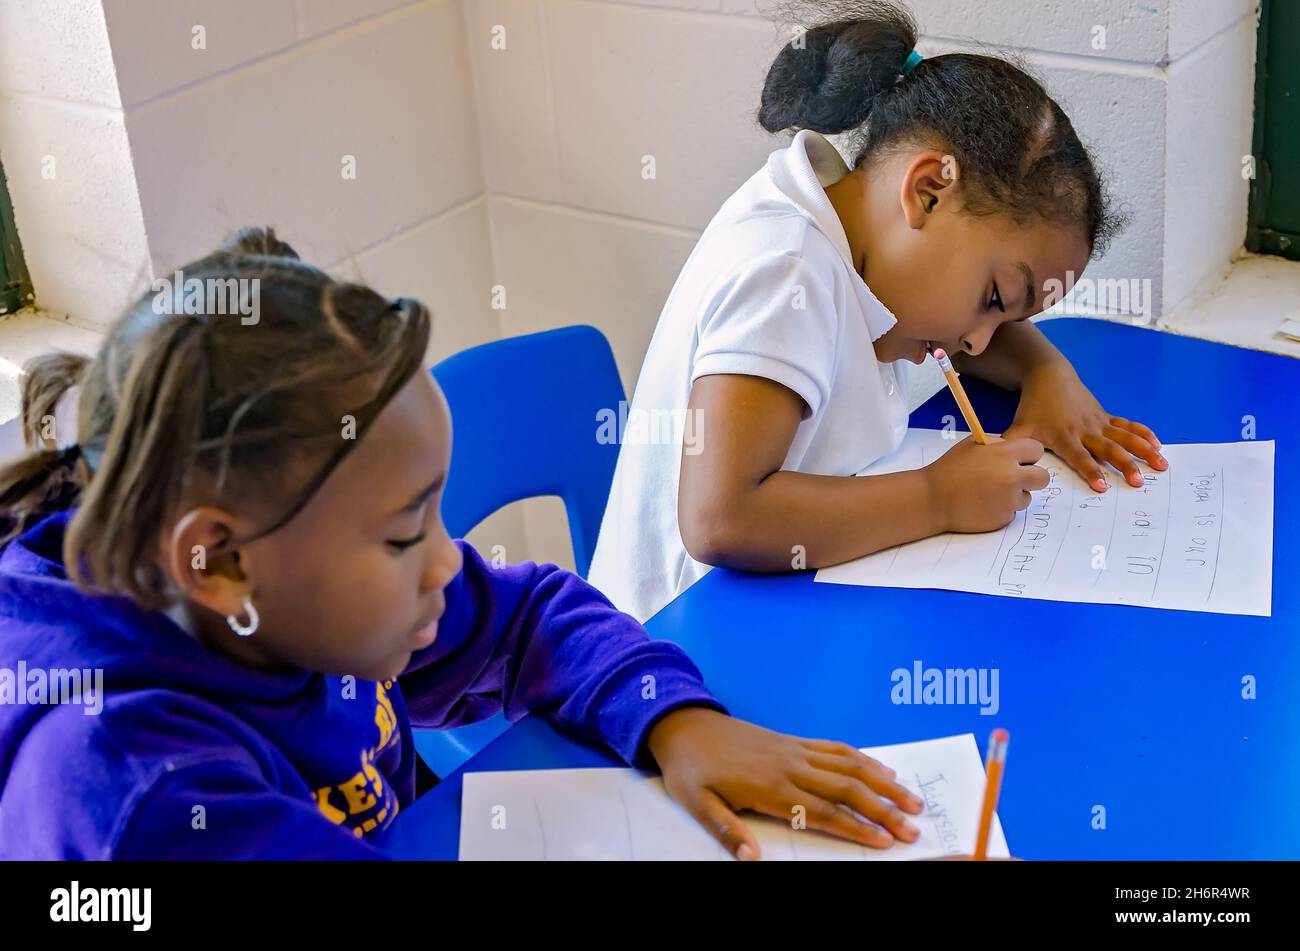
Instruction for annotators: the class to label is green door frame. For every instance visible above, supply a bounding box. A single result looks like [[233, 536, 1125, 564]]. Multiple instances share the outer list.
[[1247, 0, 1300, 260], [0, 157, 33, 315]]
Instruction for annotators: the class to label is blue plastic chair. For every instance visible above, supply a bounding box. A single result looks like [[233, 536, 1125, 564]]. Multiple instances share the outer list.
[[411, 326, 626, 778]]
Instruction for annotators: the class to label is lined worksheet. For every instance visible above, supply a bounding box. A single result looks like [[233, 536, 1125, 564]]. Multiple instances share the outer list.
[[459, 733, 1008, 861], [814, 429, 1274, 616]]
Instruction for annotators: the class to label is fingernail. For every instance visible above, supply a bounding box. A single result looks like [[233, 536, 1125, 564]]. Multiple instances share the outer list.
[[909, 793, 924, 810], [1157, 454, 1168, 468], [903, 821, 920, 838], [1152, 438, 1162, 449], [1094, 479, 1107, 492], [736, 843, 757, 861]]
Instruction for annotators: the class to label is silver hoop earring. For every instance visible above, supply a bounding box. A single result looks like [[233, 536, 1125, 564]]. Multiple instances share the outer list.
[[226, 596, 260, 637]]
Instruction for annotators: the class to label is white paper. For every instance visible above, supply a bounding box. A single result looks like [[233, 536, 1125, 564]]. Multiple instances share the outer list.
[[459, 733, 1008, 861], [814, 429, 1274, 616]]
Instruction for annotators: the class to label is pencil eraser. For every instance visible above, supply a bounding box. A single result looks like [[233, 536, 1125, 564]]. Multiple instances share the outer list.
[[988, 728, 1010, 761], [932, 347, 947, 360]]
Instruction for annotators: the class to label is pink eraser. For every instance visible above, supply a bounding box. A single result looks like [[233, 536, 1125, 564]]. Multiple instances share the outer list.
[[932, 347, 947, 360], [987, 728, 1010, 761]]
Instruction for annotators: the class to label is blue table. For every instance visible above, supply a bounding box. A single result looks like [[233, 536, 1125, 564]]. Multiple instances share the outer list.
[[380, 318, 1298, 860]]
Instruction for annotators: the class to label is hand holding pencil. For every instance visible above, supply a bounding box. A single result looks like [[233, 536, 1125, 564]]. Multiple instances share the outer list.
[[919, 346, 1052, 533]]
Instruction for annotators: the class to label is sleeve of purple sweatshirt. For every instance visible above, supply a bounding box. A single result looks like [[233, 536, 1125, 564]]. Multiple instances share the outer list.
[[397, 542, 726, 769]]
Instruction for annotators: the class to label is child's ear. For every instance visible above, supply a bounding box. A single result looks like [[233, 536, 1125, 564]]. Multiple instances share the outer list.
[[163, 507, 251, 619], [899, 150, 958, 229]]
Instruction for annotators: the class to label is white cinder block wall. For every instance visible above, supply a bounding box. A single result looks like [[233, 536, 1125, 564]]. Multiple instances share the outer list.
[[0, 0, 152, 327], [0, 0, 503, 359], [0, 0, 1262, 569], [103, 0, 498, 367]]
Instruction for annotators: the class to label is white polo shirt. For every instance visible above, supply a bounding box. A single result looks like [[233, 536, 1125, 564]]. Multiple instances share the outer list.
[[587, 130, 911, 622]]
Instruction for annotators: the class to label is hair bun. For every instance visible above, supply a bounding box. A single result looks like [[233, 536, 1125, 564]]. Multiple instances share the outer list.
[[218, 226, 300, 260], [758, 2, 919, 135]]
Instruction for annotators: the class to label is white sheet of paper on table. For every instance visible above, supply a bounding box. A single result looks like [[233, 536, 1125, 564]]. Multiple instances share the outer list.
[[458, 733, 1008, 861], [814, 429, 1274, 617]]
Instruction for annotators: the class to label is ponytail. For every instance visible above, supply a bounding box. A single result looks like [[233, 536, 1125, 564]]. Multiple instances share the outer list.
[[0, 354, 89, 545], [758, 1, 918, 135]]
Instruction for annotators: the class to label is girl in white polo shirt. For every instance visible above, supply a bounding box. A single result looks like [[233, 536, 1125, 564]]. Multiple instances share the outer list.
[[589, 0, 1166, 622]]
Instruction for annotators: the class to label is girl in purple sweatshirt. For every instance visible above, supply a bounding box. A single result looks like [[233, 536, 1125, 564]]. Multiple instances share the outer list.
[[0, 227, 922, 860]]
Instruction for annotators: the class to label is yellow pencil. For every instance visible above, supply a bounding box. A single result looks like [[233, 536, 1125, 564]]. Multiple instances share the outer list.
[[932, 347, 990, 445], [973, 727, 1009, 861]]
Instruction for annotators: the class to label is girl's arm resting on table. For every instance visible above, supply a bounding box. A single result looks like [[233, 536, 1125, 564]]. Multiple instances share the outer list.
[[678, 373, 947, 571], [396, 526, 931, 860], [399, 542, 726, 768]]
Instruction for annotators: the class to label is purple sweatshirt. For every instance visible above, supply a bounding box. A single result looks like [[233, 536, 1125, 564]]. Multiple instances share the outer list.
[[0, 510, 723, 859]]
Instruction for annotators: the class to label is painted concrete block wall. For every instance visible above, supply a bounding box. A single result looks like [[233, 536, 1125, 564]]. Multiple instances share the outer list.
[[107, 0, 492, 353], [1163, 11, 1257, 315], [2, 0, 504, 362], [0, 0, 152, 325]]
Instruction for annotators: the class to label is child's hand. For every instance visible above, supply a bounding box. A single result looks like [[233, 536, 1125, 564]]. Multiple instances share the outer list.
[[1003, 360, 1167, 492], [923, 434, 1050, 533], [646, 707, 925, 860]]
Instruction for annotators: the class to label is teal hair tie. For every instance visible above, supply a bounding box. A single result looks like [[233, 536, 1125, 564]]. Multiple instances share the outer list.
[[903, 50, 923, 75]]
